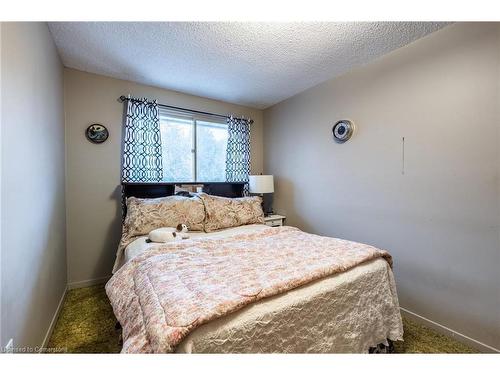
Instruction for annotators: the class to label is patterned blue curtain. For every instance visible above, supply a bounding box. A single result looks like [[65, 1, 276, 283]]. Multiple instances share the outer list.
[[226, 117, 251, 194], [121, 97, 163, 182]]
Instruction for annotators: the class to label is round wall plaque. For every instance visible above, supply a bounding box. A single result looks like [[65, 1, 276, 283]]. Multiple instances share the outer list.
[[332, 120, 355, 144], [85, 124, 109, 144]]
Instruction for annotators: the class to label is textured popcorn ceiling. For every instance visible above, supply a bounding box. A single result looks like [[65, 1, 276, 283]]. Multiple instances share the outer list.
[[48, 22, 448, 109]]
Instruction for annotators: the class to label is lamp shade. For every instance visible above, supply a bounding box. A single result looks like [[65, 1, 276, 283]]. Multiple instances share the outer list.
[[249, 175, 274, 194]]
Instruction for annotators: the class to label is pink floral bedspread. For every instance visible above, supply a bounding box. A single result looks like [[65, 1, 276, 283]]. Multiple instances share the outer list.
[[106, 226, 393, 353]]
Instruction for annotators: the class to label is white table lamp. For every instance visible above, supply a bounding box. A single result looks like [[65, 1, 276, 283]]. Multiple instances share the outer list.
[[249, 175, 274, 194], [249, 175, 274, 216]]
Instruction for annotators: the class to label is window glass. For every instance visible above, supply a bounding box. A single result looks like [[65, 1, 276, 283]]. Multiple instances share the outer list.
[[159, 114, 228, 182], [159, 116, 194, 182], [196, 120, 228, 182]]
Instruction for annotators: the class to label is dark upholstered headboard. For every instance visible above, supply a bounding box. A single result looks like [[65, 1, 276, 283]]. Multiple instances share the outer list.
[[121, 182, 246, 217], [122, 182, 245, 199]]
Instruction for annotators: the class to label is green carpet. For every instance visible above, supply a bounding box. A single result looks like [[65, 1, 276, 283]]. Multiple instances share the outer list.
[[47, 284, 478, 354], [48, 284, 121, 353]]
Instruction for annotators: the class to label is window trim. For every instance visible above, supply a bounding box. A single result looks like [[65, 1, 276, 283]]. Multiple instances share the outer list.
[[159, 108, 228, 182]]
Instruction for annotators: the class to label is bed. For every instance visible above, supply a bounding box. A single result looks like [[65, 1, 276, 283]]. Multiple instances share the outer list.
[[106, 182, 403, 353]]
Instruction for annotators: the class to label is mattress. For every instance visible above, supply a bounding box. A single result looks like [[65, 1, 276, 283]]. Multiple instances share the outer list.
[[121, 225, 403, 353]]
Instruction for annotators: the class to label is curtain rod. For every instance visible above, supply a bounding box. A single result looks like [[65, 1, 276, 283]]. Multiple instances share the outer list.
[[118, 95, 254, 124]]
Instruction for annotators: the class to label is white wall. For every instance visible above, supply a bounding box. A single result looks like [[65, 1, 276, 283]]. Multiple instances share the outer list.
[[64, 68, 264, 286], [1, 22, 67, 350], [264, 23, 500, 351]]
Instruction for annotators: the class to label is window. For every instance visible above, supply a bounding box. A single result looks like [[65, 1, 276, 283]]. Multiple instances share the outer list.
[[159, 109, 229, 182]]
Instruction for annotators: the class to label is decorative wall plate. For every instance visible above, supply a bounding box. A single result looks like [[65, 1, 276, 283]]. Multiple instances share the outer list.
[[332, 120, 355, 143], [85, 124, 109, 144]]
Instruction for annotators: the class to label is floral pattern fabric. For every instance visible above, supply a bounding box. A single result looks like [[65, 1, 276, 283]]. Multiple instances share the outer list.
[[124, 195, 205, 237], [199, 193, 264, 232], [106, 226, 393, 353]]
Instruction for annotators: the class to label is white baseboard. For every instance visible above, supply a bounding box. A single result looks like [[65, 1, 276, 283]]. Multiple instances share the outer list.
[[68, 276, 111, 290], [400, 307, 499, 353], [39, 285, 67, 352]]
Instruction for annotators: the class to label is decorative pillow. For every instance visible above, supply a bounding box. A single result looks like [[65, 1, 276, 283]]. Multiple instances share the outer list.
[[124, 195, 205, 237], [199, 193, 264, 232]]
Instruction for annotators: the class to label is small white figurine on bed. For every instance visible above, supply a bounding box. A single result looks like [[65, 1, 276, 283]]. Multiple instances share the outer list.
[[146, 224, 190, 243]]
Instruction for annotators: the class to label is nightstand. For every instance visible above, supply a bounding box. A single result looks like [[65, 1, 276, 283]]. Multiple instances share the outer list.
[[264, 214, 286, 227]]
